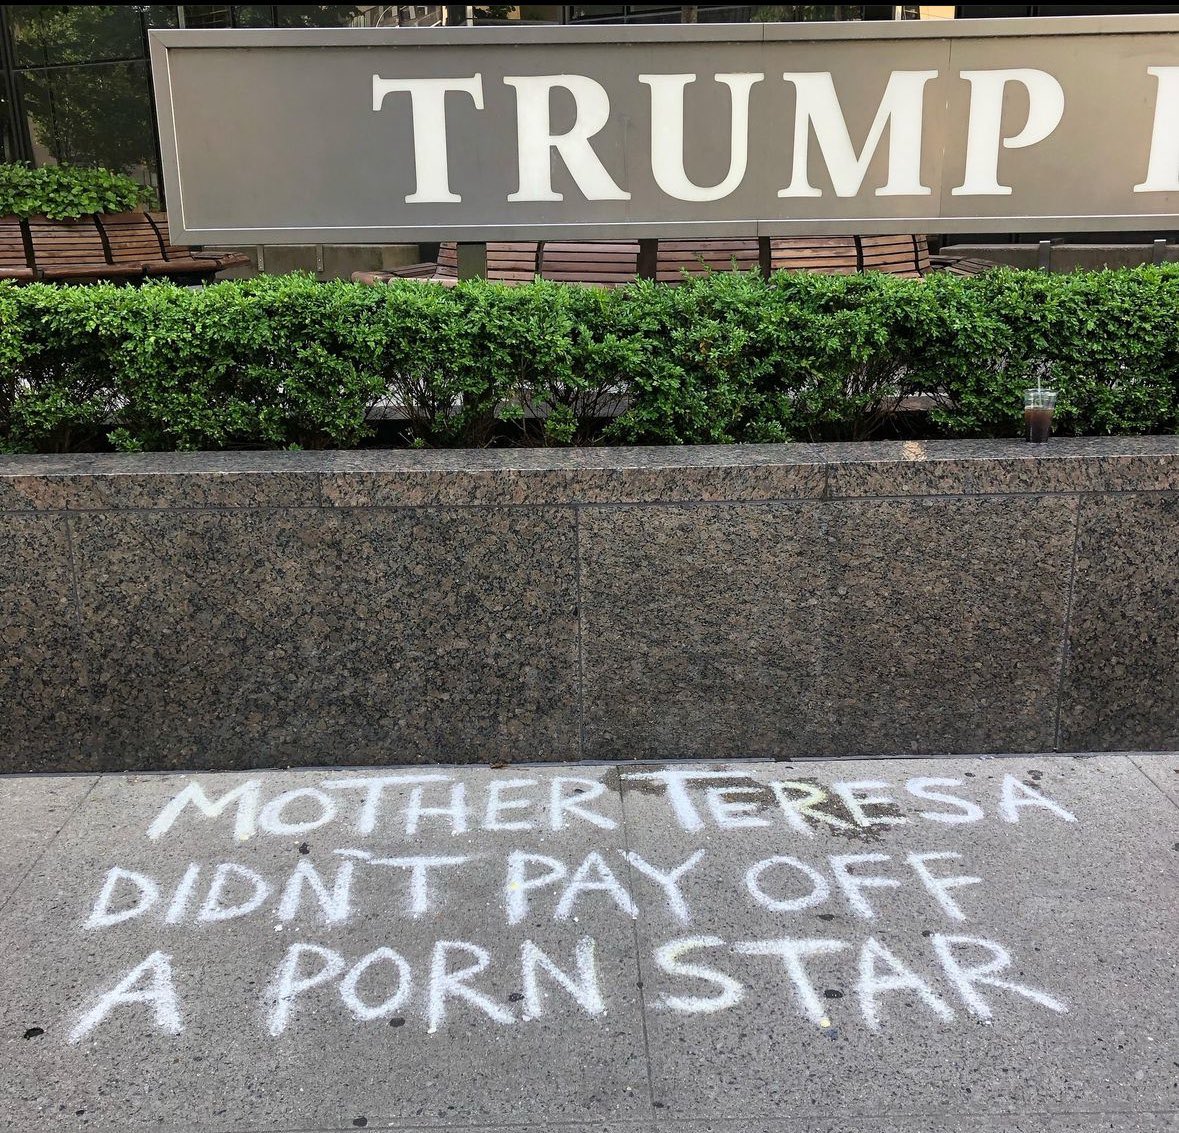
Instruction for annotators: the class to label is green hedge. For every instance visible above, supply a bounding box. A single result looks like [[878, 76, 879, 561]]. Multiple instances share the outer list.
[[0, 163, 156, 220], [1, 266, 1177, 453]]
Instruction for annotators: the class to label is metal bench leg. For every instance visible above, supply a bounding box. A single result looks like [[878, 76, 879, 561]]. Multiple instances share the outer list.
[[457, 242, 487, 280]]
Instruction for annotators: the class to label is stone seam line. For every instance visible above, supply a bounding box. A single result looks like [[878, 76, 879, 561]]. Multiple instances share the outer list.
[[1052, 498, 1084, 753]]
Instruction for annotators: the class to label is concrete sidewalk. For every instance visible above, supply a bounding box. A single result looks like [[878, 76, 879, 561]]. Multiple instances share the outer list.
[[1, 753, 1176, 1133]]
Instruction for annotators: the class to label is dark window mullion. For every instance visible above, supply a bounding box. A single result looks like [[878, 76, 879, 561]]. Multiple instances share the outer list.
[[140, 4, 166, 206], [0, 7, 35, 162]]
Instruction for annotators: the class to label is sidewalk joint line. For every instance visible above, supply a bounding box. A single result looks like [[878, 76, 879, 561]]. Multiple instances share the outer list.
[[0, 773, 100, 918], [217, 1107, 1179, 1133], [615, 767, 661, 1131], [1128, 754, 1179, 814]]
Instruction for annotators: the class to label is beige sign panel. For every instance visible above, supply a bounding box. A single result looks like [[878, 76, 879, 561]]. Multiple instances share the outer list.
[[149, 16, 1179, 242]]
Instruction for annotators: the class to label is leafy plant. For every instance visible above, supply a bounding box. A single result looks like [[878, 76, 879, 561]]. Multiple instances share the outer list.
[[1, 265, 1176, 454], [0, 163, 156, 220]]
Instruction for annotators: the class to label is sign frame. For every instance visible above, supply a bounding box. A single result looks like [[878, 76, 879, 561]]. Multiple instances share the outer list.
[[149, 14, 1179, 243]]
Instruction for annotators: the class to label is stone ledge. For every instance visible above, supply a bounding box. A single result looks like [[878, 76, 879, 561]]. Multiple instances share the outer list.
[[821, 436, 1179, 497], [1, 437, 1177, 511]]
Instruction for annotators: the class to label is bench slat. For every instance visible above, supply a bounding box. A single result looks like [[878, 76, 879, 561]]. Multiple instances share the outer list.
[[360, 235, 931, 288]]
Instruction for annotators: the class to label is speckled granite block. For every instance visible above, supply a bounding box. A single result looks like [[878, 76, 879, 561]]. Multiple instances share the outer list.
[[824, 437, 1179, 498], [579, 502, 829, 760], [319, 445, 828, 506], [581, 496, 1078, 762], [819, 495, 1077, 756], [1059, 493, 1179, 752], [0, 452, 322, 511], [2, 443, 1177, 771], [68, 507, 579, 770], [0, 516, 92, 770]]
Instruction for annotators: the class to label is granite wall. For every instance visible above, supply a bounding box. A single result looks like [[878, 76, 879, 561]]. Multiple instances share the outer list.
[[2, 439, 1176, 773]]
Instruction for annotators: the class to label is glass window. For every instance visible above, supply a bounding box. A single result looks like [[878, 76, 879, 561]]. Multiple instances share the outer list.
[[232, 6, 278, 26], [568, 4, 625, 16], [7, 5, 144, 68], [343, 6, 442, 27], [565, 4, 889, 22], [17, 62, 157, 188], [468, 3, 553, 21], [181, 6, 235, 27], [743, 6, 867, 20], [397, 6, 447, 26], [955, 5, 1033, 14], [0, 89, 18, 164], [697, 6, 764, 21], [275, 5, 366, 26], [143, 6, 182, 29]]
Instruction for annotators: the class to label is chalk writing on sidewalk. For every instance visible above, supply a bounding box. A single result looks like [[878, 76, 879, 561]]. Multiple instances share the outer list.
[[67, 768, 1075, 1043]]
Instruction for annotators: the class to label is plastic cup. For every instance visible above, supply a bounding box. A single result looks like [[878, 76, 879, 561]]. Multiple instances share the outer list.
[[1024, 389, 1057, 443]]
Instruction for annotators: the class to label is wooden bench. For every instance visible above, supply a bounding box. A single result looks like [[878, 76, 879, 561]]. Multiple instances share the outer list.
[[488, 242, 540, 284], [657, 238, 759, 281], [0, 212, 249, 283], [431, 241, 460, 282], [768, 236, 860, 274], [98, 211, 182, 276], [538, 241, 640, 287], [928, 253, 997, 276], [859, 234, 929, 277], [355, 241, 547, 287], [25, 216, 141, 282], [354, 236, 943, 287], [0, 216, 33, 282], [145, 212, 251, 278]]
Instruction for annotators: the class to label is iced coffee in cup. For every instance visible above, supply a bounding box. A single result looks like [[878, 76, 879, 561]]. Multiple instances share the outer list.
[[1024, 389, 1057, 443]]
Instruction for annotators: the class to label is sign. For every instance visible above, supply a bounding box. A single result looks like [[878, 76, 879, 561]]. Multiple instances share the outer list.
[[150, 16, 1179, 242]]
